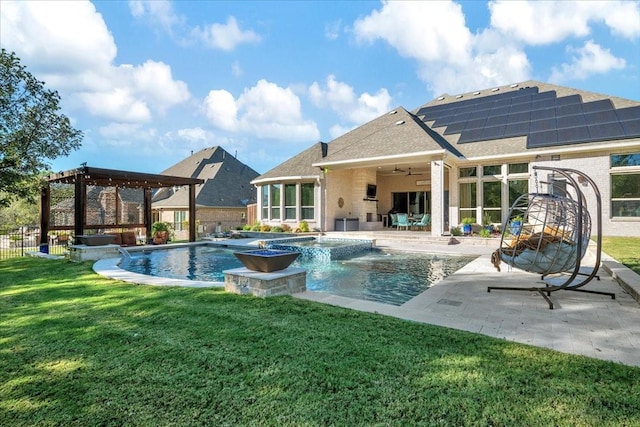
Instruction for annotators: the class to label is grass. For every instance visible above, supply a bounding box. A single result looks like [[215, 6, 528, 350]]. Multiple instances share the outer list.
[[601, 237, 640, 275], [1, 257, 639, 426]]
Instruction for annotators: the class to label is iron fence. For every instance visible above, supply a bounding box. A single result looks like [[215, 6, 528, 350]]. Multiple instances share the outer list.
[[0, 225, 72, 260]]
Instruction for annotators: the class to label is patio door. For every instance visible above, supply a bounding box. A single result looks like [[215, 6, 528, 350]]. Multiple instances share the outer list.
[[392, 191, 430, 215]]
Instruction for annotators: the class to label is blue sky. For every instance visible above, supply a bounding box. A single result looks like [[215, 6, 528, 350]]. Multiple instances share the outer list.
[[2, 0, 639, 176]]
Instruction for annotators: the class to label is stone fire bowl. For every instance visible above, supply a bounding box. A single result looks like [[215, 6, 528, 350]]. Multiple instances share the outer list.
[[233, 249, 300, 273]]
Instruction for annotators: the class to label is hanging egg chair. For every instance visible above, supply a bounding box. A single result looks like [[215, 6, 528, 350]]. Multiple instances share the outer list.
[[489, 166, 614, 309]]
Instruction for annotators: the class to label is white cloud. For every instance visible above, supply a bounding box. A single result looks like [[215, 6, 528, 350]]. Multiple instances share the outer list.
[[325, 20, 342, 40], [309, 75, 392, 124], [489, 1, 640, 45], [549, 40, 626, 82], [204, 80, 319, 141], [0, 1, 190, 124], [99, 123, 157, 141], [232, 61, 243, 77], [191, 16, 261, 51], [354, 1, 472, 66], [128, 0, 184, 35]]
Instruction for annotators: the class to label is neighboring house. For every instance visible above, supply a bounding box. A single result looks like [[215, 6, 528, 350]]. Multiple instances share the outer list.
[[252, 80, 640, 237], [152, 146, 260, 236], [50, 186, 144, 229]]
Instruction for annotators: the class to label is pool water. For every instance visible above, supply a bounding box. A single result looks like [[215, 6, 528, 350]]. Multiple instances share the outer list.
[[120, 246, 476, 306]]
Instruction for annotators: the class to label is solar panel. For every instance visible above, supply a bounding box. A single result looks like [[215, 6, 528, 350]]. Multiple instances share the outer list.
[[584, 109, 619, 124], [531, 108, 555, 121], [620, 119, 640, 135], [481, 125, 506, 140], [457, 128, 485, 143], [485, 114, 509, 127], [556, 103, 584, 117], [507, 111, 530, 124], [555, 94, 582, 107], [556, 114, 587, 129], [588, 122, 626, 140], [615, 106, 640, 121], [528, 130, 558, 147], [530, 118, 557, 133], [418, 85, 639, 150], [443, 121, 466, 135], [557, 126, 591, 143], [504, 121, 530, 137], [582, 99, 614, 113]]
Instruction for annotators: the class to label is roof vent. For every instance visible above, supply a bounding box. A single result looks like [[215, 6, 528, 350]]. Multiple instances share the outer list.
[[510, 83, 519, 88], [455, 94, 463, 99], [473, 91, 481, 95], [437, 96, 445, 101], [395, 120, 405, 125], [491, 87, 500, 92], [389, 110, 397, 115]]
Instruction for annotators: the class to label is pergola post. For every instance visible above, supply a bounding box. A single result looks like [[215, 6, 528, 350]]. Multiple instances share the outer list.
[[189, 184, 197, 242], [74, 173, 85, 237], [40, 185, 50, 247], [144, 187, 153, 243]]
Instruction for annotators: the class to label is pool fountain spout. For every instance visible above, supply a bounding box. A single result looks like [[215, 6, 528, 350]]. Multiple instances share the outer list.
[[233, 249, 300, 273]]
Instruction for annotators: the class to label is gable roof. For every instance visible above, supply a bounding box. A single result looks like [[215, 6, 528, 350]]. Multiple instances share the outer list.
[[153, 146, 260, 208], [253, 142, 327, 184]]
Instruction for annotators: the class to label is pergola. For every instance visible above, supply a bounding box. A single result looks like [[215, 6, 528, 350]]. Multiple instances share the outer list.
[[40, 166, 204, 245]]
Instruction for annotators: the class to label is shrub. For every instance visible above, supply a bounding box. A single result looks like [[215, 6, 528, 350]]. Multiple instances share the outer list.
[[260, 225, 271, 232], [243, 225, 252, 231], [479, 228, 491, 238], [450, 226, 462, 236], [271, 226, 284, 233], [299, 220, 310, 232], [251, 224, 261, 231], [281, 224, 292, 232]]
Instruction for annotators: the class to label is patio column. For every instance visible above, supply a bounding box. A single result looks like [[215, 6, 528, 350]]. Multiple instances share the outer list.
[[144, 187, 152, 243], [74, 174, 85, 237], [431, 160, 445, 236], [189, 184, 196, 242], [40, 185, 50, 246]]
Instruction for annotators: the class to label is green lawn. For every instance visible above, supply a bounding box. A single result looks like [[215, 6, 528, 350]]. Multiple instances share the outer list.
[[602, 236, 640, 275], [1, 257, 639, 426]]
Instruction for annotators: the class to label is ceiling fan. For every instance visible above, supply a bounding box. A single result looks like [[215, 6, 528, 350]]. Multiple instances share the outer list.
[[392, 165, 405, 173], [406, 168, 424, 176]]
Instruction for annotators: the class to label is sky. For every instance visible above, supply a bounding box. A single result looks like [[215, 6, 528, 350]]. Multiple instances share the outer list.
[[1, 0, 639, 176]]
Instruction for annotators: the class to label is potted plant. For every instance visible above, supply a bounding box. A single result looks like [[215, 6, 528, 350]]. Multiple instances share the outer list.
[[509, 215, 523, 236], [151, 221, 171, 244], [461, 217, 475, 235]]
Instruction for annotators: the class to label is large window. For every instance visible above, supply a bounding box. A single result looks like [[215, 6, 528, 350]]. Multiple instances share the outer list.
[[261, 186, 268, 219], [270, 184, 281, 220], [301, 183, 315, 220], [459, 182, 476, 220], [284, 184, 296, 220], [611, 153, 640, 217], [482, 181, 501, 223]]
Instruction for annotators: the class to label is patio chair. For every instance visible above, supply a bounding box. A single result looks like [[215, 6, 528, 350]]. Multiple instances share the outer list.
[[396, 213, 411, 231], [389, 213, 398, 229], [412, 213, 431, 231]]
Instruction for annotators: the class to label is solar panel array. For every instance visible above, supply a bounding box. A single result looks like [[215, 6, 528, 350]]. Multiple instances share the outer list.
[[416, 86, 640, 149]]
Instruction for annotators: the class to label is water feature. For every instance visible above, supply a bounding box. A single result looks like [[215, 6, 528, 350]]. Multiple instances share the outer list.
[[120, 245, 475, 305]]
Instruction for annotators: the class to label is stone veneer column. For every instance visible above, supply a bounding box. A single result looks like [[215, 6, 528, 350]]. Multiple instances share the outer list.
[[430, 160, 445, 236]]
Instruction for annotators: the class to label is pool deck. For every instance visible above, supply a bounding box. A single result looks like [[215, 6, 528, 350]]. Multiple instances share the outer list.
[[93, 232, 640, 367], [300, 232, 640, 367]]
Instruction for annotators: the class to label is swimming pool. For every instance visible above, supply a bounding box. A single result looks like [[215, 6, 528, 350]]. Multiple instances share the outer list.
[[120, 245, 476, 305]]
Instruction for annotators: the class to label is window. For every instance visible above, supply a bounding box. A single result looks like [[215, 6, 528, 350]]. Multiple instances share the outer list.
[[459, 167, 476, 178], [482, 181, 501, 223], [300, 183, 315, 220], [459, 182, 476, 220], [284, 184, 296, 220], [508, 179, 528, 208], [508, 163, 528, 174], [611, 153, 640, 217], [261, 186, 268, 219], [270, 184, 281, 220], [483, 165, 501, 176], [173, 211, 186, 231], [391, 192, 430, 215]]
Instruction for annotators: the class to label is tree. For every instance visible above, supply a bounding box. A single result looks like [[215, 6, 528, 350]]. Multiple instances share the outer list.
[[0, 49, 83, 206]]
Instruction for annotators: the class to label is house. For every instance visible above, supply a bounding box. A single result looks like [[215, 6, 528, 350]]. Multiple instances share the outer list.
[[152, 146, 260, 236], [252, 80, 640, 237]]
